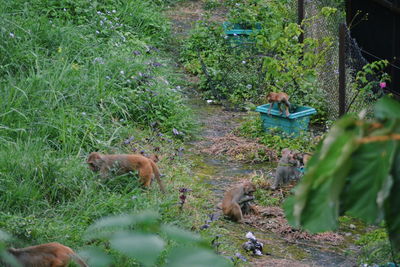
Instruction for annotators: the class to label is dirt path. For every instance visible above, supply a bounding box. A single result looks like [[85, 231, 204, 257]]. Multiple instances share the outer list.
[[166, 1, 359, 266]]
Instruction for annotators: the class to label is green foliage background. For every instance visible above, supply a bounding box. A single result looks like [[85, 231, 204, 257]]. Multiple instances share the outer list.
[[284, 97, 400, 261], [0, 0, 231, 265]]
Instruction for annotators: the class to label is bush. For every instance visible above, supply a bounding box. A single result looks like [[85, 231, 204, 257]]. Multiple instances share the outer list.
[[181, 0, 334, 122]]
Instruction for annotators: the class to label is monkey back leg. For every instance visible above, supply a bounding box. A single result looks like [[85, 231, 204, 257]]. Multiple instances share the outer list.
[[138, 166, 153, 188]]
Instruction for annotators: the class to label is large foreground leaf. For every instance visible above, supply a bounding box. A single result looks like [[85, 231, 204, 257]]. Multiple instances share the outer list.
[[375, 97, 400, 119], [341, 140, 397, 223], [285, 116, 361, 232], [385, 143, 400, 251], [110, 232, 165, 267], [166, 247, 232, 267]]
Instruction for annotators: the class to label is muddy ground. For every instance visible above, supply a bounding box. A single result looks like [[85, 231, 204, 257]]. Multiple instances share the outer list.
[[166, 1, 362, 266]]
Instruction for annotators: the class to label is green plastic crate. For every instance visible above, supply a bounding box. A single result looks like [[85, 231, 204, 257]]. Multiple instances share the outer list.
[[223, 22, 261, 47], [255, 103, 317, 136]]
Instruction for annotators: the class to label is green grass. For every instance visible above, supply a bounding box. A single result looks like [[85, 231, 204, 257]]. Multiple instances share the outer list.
[[0, 0, 225, 265]]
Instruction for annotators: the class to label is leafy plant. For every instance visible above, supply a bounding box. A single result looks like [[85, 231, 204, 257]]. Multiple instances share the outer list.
[[0, 212, 232, 267], [237, 113, 318, 153], [182, 0, 335, 122], [284, 97, 400, 256], [346, 60, 390, 114]]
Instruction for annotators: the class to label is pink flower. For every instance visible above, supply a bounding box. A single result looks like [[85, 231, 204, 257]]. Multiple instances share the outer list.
[[379, 82, 387, 88]]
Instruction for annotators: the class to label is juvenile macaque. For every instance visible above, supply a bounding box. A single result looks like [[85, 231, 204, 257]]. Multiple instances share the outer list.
[[266, 92, 291, 117], [271, 148, 300, 190], [87, 152, 166, 193], [4, 242, 87, 267], [240, 198, 259, 216], [293, 152, 312, 166], [222, 181, 256, 223], [147, 154, 159, 163]]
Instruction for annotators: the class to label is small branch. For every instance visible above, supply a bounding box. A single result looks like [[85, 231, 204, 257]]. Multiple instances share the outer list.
[[358, 134, 400, 144]]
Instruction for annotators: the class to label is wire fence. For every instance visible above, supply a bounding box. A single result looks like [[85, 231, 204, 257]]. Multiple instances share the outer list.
[[303, 0, 384, 120]]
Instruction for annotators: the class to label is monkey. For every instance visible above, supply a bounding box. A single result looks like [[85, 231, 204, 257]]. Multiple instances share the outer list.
[[3, 242, 87, 267], [266, 92, 291, 117], [240, 197, 259, 216], [147, 154, 159, 163], [293, 151, 312, 166], [87, 152, 166, 193], [271, 148, 301, 190], [221, 181, 256, 223]]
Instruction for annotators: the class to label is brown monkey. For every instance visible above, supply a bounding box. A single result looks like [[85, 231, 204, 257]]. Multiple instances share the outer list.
[[4, 242, 87, 267], [293, 152, 312, 166], [87, 152, 166, 193], [222, 181, 256, 223], [147, 154, 159, 163], [266, 92, 291, 117], [271, 148, 300, 190], [240, 198, 259, 216]]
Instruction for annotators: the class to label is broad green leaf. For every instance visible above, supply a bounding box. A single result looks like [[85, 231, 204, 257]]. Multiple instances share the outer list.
[[166, 247, 232, 267], [385, 145, 400, 251], [0, 229, 11, 242], [110, 232, 165, 267], [79, 247, 113, 267], [85, 211, 160, 240], [84, 214, 136, 240], [131, 210, 160, 226], [342, 140, 397, 223], [0, 250, 22, 267], [161, 225, 203, 244], [375, 97, 400, 119], [87, 214, 136, 231], [285, 116, 361, 232]]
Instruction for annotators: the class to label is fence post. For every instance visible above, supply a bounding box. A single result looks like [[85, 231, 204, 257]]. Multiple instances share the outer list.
[[298, 0, 304, 44], [339, 23, 346, 117]]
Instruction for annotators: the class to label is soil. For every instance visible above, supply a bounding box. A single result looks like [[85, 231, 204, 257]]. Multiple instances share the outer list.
[[166, 1, 360, 266]]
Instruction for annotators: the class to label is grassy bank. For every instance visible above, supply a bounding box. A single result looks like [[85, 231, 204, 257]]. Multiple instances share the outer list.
[[0, 0, 228, 265]]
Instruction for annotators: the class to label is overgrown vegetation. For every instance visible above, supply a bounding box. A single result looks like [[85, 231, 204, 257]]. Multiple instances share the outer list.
[[181, 0, 336, 123], [284, 97, 400, 264], [237, 113, 319, 153], [1, 0, 397, 265], [0, 0, 231, 265]]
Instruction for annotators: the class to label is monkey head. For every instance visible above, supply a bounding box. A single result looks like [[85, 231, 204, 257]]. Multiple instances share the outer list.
[[281, 148, 292, 157], [87, 152, 103, 172], [242, 181, 256, 196], [266, 92, 273, 101], [148, 154, 159, 163]]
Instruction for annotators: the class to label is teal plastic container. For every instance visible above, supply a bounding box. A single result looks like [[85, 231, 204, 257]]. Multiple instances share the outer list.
[[223, 22, 261, 46], [255, 103, 317, 136]]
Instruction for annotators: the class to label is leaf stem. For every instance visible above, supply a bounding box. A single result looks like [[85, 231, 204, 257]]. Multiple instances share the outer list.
[[357, 134, 400, 144]]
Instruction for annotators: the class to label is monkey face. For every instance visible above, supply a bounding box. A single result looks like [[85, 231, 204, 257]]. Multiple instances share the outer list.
[[87, 152, 102, 172], [87, 161, 99, 172], [243, 182, 256, 196], [148, 154, 159, 163], [281, 148, 292, 157]]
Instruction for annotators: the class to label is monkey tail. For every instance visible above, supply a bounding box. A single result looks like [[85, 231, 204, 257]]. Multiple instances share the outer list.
[[71, 254, 88, 267], [151, 161, 166, 193]]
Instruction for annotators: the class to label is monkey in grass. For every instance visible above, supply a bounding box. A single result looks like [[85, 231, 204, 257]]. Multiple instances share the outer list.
[[87, 152, 166, 193], [3, 242, 87, 267], [271, 148, 301, 190], [266, 92, 291, 117], [222, 181, 256, 223]]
